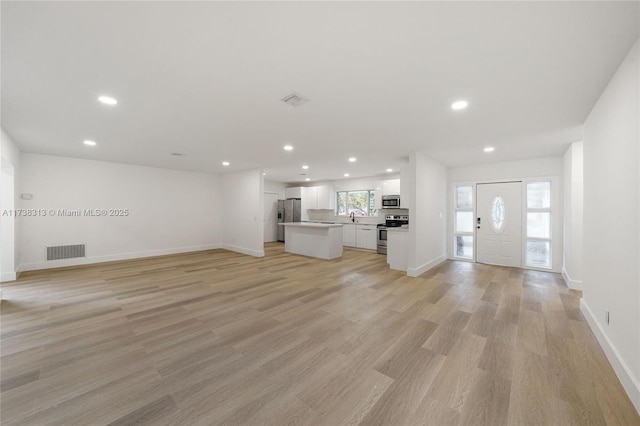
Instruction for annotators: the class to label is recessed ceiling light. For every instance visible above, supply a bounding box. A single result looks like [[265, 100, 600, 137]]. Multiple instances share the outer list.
[[222, 161, 230, 166], [98, 96, 117, 105], [386, 168, 393, 172], [283, 145, 294, 151], [484, 147, 495, 153], [262, 172, 266, 176], [83, 140, 96, 146], [302, 165, 309, 169], [451, 100, 468, 110], [348, 157, 357, 162], [305, 178, 311, 181], [344, 173, 350, 177]]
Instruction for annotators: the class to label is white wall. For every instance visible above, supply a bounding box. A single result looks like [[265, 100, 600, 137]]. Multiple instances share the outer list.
[[448, 157, 564, 272], [448, 157, 563, 182], [19, 153, 222, 270], [264, 180, 286, 199], [221, 169, 264, 257], [1, 129, 21, 281], [563, 142, 583, 289], [582, 40, 640, 413], [327, 175, 400, 193], [407, 152, 447, 277]]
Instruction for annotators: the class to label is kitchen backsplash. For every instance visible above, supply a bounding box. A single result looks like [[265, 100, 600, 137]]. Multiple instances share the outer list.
[[307, 208, 409, 224]]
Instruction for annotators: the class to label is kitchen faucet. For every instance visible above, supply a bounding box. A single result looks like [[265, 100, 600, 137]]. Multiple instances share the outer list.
[[350, 212, 355, 222]]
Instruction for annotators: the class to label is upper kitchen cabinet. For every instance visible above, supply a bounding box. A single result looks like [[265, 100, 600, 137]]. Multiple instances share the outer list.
[[303, 186, 318, 204], [374, 184, 383, 210], [377, 179, 400, 210], [381, 179, 401, 196], [285, 187, 302, 199], [316, 185, 334, 209], [304, 185, 335, 210], [301, 185, 335, 220], [300, 186, 317, 221], [379, 177, 409, 209]]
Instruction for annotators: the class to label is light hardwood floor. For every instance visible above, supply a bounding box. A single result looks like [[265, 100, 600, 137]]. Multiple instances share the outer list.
[[1, 243, 638, 425]]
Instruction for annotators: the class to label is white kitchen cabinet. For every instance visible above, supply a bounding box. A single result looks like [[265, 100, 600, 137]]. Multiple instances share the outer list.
[[382, 179, 400, 196], [285, 187, 302, 199], [344, 224, 377, 250], [316, 185, 334, 209], [387, 229, 408, 271], [343, 224, 356, 247], [303, 186, 335, 218], [304, 186, 318, 203], [300, 186, 317, 221], [356, 225, 377, 250], [374, 182, 383, 210]]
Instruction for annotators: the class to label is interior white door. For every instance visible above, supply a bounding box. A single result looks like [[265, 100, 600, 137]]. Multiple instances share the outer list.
[[476, 182, 522, 267], [263, 192, 279, 243]]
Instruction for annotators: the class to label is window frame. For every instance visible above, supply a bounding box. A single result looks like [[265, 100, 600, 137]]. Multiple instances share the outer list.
[[525, 180, 552, 269], [335, 189, 378, 217], [453, 184, 475, 260]]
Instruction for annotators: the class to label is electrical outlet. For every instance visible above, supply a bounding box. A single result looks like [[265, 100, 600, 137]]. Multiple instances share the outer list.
[[605, 310, 610, 325]]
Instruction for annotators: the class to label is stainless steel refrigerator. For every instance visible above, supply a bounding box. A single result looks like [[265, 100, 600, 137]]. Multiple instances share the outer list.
[[277, 199, 301, 242]]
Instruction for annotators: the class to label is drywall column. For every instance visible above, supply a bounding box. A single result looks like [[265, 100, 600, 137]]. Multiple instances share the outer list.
[[1, 161, 16, 282], [562, 142, 583, 290], [407, 151, 447, 277], [221, 169, 265, 257], [582, 40, 639, 413], [0, 129, 21, 282]]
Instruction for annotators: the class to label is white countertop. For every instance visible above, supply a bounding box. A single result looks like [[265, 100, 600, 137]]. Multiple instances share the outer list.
[[279, 222, 343, 228], [305, 220, 381, 226]]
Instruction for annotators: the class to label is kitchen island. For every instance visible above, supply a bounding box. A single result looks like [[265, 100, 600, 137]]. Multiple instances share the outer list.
[[279, 222, 343, 260]]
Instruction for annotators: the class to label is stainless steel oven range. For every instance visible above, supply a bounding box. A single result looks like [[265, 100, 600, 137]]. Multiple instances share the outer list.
[[377, 214, 409, 254]]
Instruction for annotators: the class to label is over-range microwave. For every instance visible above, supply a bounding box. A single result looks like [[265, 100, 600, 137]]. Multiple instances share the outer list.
[[381, 195, 401, 208]]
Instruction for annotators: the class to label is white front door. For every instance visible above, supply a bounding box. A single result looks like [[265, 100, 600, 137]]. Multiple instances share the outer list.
[[263, 192, 279, 243], [476, 182, 522, 267]]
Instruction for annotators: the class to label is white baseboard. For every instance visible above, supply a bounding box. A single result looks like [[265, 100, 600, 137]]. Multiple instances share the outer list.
[[221, 244, 265, 258], [562, 267, 583, 291], [19, 243, 223, 272], [580, 299, 640, 415], [0, 272, 17, 282], [407, 255, 447, 277]]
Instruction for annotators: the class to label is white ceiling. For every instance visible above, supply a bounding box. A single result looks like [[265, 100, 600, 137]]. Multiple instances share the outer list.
[[2, 1, 638, 183]]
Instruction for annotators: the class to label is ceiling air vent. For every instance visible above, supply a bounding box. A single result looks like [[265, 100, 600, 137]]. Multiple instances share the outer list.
[[281, 92, 310, 107]]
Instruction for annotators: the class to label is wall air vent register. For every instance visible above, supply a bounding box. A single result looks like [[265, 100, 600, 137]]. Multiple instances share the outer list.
[[47, 244, 86, 261]]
